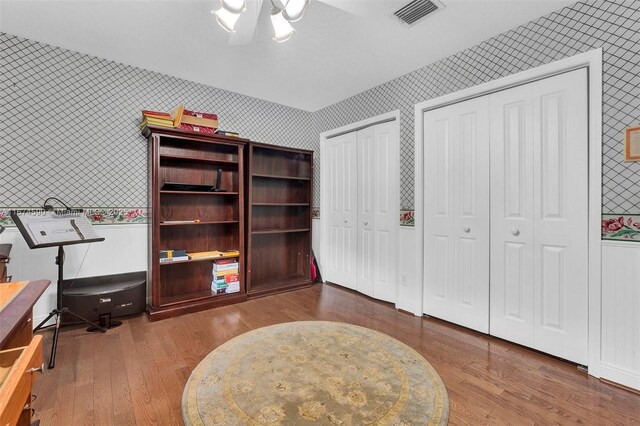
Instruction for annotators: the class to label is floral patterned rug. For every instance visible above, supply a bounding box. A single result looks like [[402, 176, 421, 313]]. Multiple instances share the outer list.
[[182, 321, 449, 425]]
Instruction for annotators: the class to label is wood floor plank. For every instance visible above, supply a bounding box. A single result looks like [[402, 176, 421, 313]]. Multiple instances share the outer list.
[[106, 330, 136, 426], [30, 283, 640, 425]]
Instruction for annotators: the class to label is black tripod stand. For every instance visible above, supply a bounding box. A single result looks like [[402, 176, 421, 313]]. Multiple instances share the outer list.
[[33, 245, 107, 368]]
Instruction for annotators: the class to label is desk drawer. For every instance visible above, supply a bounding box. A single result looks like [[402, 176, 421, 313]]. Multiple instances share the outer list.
[[0, 335, 43, 426]]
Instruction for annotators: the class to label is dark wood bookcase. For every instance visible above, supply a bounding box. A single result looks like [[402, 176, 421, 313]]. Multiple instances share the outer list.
[[246, 142, 313, 297], [143, 126, 248, 320]]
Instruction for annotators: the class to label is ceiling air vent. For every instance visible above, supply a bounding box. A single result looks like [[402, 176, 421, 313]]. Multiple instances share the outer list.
[[393, 0, 444, 27]]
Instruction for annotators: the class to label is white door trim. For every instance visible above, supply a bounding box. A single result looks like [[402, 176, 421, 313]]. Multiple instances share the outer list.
[[414, 49, 603, 377], [320, 110, 401, 303]]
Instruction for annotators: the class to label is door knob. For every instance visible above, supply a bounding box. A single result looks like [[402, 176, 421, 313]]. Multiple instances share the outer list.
[[511, 228, 520, 236], [364, 221, 368, 226], [344, 219, 348, 224], [463, 226, 470, 233]]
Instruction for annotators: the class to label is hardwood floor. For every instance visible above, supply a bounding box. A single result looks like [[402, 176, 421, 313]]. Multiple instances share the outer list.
[[32, 283, 639, 425]]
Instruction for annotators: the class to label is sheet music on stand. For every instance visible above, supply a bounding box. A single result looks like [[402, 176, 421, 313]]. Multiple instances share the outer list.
[[11, 209, 104, 248]]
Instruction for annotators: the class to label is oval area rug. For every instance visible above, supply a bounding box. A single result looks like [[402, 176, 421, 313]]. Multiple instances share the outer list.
[[183, 321, 449, 425]]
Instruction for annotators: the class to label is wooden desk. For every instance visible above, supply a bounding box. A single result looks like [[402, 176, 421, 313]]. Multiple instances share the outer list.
[[0, 280, 50, 426]]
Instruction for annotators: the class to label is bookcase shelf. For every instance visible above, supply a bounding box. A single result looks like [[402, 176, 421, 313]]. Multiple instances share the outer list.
[[246, 143, 313, 298], [160, 191, 239, 196], [144, 126, 249, 320], [160, 154, 238, 165], [160, 288, 242, 307], [252, 173, 311, 181], [251, 228, 310, 235], [159, 256, 236, 266], [252, 202, 310, 206], [160, 220, 239, 226]]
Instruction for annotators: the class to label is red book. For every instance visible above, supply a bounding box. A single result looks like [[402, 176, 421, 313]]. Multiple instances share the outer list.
[[179, 123, 216, 134], [214, 258, 237, 265], [184, 109, 218, 121], [225, 274, 239, 283]]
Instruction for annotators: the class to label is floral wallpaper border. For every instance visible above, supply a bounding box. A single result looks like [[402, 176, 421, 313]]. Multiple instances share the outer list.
[[2, 209, 639, 241], [602, 214, 640, 241], [0, 208, 150, 226], [400, 210, 415, 227]]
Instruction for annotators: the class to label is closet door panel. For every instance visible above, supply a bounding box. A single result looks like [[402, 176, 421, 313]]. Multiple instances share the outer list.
[[357, 126, 375, 297], [452, 99, 490, 333], [424, 109, 455, 318], [532, 69, 588, 364], [326, 132, 358, 289], [372, 121, 398, 303], [489, 86, 535, 347], [423, 97, 490, 332]]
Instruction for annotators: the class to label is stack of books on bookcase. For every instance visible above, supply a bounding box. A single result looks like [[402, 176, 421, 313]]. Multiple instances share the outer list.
[[212, 258, 240, 294], [159, 249, 189, 263], [140, 105, 222, 134], [141, 110, 174, 128]]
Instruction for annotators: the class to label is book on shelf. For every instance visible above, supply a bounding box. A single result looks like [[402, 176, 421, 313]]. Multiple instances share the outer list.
[[188, 250, 239, 260], [213, 269, 238, 277], [142, 110, 171, 119], [141, 117, 174, 128], [212, 257, 237, 265], [216, 130, 240, 137], [211, 281, 240, 294], [212, 262, 239, 272], [170, 104, 185, 127], [181, 109, 218, 129], [179, 123, 216, 134], [160, 249, 188, 259], [160, 255, 190, 263], [224, 274, 239, 283]]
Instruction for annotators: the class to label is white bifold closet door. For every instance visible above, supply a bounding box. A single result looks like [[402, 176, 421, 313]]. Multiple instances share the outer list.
[[423, 96, 491, 333], [326, 131, 358, 290], [423, 68, 588, 364], [325, 121, 399, 303], [490, 69, 589, 365], [357, 122, 398, 303]]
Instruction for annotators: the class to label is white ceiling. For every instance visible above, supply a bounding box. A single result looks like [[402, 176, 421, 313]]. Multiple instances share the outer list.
[[0, 0, 574, 111]]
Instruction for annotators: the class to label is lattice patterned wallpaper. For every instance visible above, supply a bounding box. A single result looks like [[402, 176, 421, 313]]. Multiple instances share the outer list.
[[2, 0, 640, 217], [0, 32, 318, 209], [314, 0, 640, 213]]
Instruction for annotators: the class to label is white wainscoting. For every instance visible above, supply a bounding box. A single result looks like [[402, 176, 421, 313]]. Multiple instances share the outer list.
[[2, 224, 148, 326], [312, 218, 321, 274], [600, 240, 640, 390], [396, 226, 422, 316]]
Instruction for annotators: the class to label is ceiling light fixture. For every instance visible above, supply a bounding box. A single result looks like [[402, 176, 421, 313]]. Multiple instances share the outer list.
[[221, 0, 247, 14], [271, 5, 296, 43], [211, 0, 310, 43], [282, 0, 309, 22], [211, 6, 242, 33]]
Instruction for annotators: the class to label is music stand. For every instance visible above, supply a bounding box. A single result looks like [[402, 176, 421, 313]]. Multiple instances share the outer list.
[[10, 209, 107, 368]]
